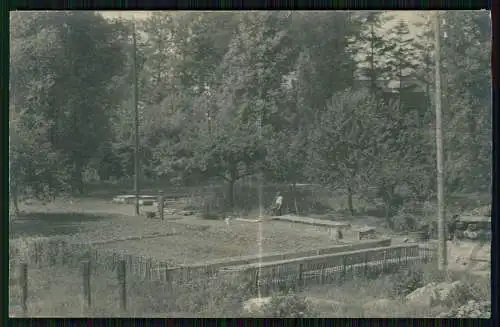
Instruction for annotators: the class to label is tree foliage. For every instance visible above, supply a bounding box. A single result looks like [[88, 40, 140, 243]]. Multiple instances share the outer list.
[[9, 11, 491, 217], [10, 11, 128, 196]]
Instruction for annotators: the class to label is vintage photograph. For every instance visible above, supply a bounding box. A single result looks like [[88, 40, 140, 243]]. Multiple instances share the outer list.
[[9, 10, 491, 318]]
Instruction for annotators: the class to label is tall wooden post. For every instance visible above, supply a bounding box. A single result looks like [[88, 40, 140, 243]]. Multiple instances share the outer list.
[[118, 260, 127, 311], [132, 21, 140, 216], [158, 192, 164, 221], [257, 115, 263, 218], [434, 11, 447, 270], [19, 263, 28, 315], [82, 261, 91, 311]]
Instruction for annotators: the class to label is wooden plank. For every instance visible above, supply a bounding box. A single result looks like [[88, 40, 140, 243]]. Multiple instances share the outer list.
[[179, 238, 391, 271]]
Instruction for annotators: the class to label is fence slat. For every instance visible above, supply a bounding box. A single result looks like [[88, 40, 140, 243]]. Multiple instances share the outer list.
[[82, 261, 91, 311], [118, 260, 127, 311], [19, 263, 28, 315]]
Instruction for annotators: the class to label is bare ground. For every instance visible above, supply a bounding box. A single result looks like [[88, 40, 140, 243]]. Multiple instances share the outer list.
[[93, 219, 349, 265]]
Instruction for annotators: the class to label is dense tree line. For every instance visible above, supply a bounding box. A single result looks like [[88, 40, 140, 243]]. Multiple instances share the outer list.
[[9, 11, 491, 216]]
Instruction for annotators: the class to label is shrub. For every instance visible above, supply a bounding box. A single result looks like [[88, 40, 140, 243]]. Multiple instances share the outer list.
[[444, 274, 490, 308], [390, 214, 419, 232], [391, 267, 425, 298], [258, 290, 316, 318]]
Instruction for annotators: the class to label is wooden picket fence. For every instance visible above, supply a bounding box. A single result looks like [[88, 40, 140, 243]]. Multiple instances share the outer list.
[[9, 238, 435, 286], [8, 237, 391, 283], [215, 243, 435, 297], [9, 238, 435, 315], [9, 238, 174, 281]]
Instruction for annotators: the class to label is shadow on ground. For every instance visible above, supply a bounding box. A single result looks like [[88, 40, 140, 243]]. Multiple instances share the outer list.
[[9, 212, 112, 239]]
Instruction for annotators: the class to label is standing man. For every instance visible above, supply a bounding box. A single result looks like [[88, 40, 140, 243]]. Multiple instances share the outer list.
[[273, 191, 283, 216]]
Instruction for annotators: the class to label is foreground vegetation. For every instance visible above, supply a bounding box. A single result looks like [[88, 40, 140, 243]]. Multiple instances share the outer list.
[[9, 253, 490, 318]]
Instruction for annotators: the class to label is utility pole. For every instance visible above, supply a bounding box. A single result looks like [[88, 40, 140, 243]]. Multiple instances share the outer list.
[[434, 11, 447, 270], [132, 21, 140, 216], [257, 113, 263, 219], [206, 101, 213, 215]]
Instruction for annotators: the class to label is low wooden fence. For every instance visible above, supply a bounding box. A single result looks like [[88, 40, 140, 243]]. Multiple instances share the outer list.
[[9, 238, 435, 316], [9, 238, 172, 282], [8, 237, 391, 283], [174, 238, 392, 277], [217, 243, 435, 297], [9, 238, 435, 286]]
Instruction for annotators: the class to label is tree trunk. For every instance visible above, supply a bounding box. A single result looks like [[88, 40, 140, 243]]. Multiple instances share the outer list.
[[11, 183, 20, 216], [227, 178, 236, 210], [347, 186, 355, 216], [73, 161, 85, 195], [291, 183, 299, 215], [382, 184, 398, 231], [370, 23, 375, 92]]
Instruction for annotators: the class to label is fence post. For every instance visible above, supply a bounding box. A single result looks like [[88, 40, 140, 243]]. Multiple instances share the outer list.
[[127, 255, 133, 274], [254, 268, 260, 297], [161, 262, 168, 282], [166, 265, 171, 285], [364, 252, 368, 277], [382, 251, 387, 273], [158, 192, 164, 221], [82, 261, 91, 311], [58, 241, 65, 265], [342, 256, 346, 281], [298, 264, 303, 289], [19, 263, 28, 315], [146, 258, 151, 281], [396, 247, 401, 269], [320, 264, 325, 284], [118, 260, 127, 311], [50, 241, 56, 265], [35, 242, 40, 268]]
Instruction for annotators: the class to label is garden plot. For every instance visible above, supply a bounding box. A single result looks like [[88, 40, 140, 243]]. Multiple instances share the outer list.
[[93, 220, 351, 266]]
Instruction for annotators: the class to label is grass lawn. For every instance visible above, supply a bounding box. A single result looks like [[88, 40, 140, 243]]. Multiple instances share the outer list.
[[9, 260, 490, 318]]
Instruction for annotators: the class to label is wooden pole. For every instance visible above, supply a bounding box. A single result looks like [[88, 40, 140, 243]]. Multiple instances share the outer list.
[[254, 268, 260, 297], [118, 260, 127, 311], [132, 20, 140, 216], [82, 261, 91, 311], [434, 11, 447, 270], [342, 256, 347, 281], [19, 263, 28, 315], [158, 192, 164, 221], [257, 115, 263, 218], [298, 263, 303, 289]]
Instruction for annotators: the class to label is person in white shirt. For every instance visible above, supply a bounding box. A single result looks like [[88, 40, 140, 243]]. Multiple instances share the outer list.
[[273, 192, 283, 216]]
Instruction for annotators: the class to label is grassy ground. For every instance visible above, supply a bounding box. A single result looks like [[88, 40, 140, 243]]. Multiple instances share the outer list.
[[8, 263, 252, 317], [9, 259, 490, 318], [300, 262, 490, 318]]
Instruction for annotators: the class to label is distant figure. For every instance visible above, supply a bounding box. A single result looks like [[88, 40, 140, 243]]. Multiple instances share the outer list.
[[273, 192, 283, 216], [336, 228, 343, 240], [448, 215, 460, 243]]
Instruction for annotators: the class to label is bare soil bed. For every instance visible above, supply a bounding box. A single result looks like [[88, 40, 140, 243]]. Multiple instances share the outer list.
[[94, 219, 348, 266], [10, 198, 352, 267]]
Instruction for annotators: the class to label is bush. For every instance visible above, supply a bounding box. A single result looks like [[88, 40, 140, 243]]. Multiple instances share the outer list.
[[391, 268, 425, 298], [438, 300, 491, 318], [390, 214, 418, 232], [445, 274, 490, 308], [258, 291, 316, 318]]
